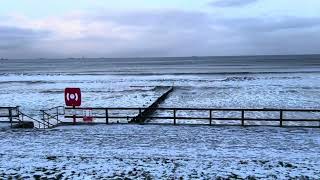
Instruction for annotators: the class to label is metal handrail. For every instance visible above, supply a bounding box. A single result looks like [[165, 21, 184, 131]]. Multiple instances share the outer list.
[[42, 111, 63, 124], [41, 106, 65, 112], [40, 106, 65, 128], [0, 107, 19, 109], [19, 111, 47, 128]]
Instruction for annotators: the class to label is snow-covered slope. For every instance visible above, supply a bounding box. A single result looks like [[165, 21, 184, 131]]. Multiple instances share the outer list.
[[0, 125, 319, 179]]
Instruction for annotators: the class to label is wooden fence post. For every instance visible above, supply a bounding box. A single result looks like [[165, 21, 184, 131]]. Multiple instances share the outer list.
[[174, 109, 176, 125], [241, 110, 245, 126], [209, 110, 212, 126], [105, 109, 109, 124], [41, 110, 46, 129], [56, 107, 59, 123], [47, 114, 50, 128], [280, 110, 283, 127], [9, 108, 12, 128], [139, 108, 142, 123], [72, 106, 76, 125]]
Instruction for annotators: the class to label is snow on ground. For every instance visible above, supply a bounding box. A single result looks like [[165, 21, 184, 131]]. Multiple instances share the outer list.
[[0, 123, 10, 129], [0, 125, 319, 179]]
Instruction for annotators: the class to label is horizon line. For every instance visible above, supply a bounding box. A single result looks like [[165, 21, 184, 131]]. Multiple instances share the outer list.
[[1, 53, 320, 60]]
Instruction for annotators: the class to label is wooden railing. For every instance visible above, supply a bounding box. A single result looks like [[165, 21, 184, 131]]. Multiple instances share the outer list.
[[64, 107, 320, 127], [0, 107, 20, 127], [2, 106, 320, 128], [1, 106, 65, 129], [0, 106, 45, 128]]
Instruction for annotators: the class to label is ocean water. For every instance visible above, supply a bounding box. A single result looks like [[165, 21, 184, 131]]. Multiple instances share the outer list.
[[1, 55, 320, 75], [1, 55, 320, 118]]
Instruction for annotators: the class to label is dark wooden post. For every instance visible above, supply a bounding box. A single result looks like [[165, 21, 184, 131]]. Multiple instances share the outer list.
[[56, 107, 59, 123], [16, 106, 20, 120], [139, 108, 142, 123], [280, 110, 283, 127], [41, 110, 46, 129], [241, 110, 245, 126], [106, 109, 109, 124], [9, 108, 12, 128], [47, 113, 50, 128], [72, 106, 76, 125], [173, 109, 176, 125], [209, 110, 212, 126]]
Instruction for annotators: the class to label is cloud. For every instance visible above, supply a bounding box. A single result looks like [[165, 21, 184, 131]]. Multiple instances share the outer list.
[[0, 9, 320, 58], [92, 10, 210, 28], [209, 0, 258, 7], [218, 16, 320, 32], [0, 25, 49, 50]]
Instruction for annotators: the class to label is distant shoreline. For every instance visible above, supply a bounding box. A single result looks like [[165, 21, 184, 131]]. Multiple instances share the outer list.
[[1, 54, 320, 61]]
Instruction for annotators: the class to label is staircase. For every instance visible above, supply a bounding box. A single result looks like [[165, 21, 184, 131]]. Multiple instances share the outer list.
[[40, 106, 65, 128], [0, 106, 65, 129]]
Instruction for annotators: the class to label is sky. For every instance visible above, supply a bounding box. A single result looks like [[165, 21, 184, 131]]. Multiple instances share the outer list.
[[0, 0, 320, 58]]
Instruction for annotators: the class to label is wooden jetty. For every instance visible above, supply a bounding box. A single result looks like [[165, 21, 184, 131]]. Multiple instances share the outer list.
[[130, 86, 174, 123]]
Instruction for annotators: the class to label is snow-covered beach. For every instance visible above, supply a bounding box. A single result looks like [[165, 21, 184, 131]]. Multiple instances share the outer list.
[[0, 124, 319, 179]]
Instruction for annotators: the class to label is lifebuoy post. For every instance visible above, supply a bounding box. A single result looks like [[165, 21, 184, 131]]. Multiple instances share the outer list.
[[73, 106, 76, 124], [65, 88, 82, 125]]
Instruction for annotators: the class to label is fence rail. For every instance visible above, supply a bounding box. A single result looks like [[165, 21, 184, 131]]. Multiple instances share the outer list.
[[64, 107, 320, 127], [64, 107, 320, 112], [0, 107, 20, 127], [1, 106, 54, 129], [0, 107, 19, 117], [2, 106, 320, 128]]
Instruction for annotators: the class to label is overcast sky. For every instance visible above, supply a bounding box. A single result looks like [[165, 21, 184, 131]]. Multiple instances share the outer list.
[[0, 0, 320, 58]]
